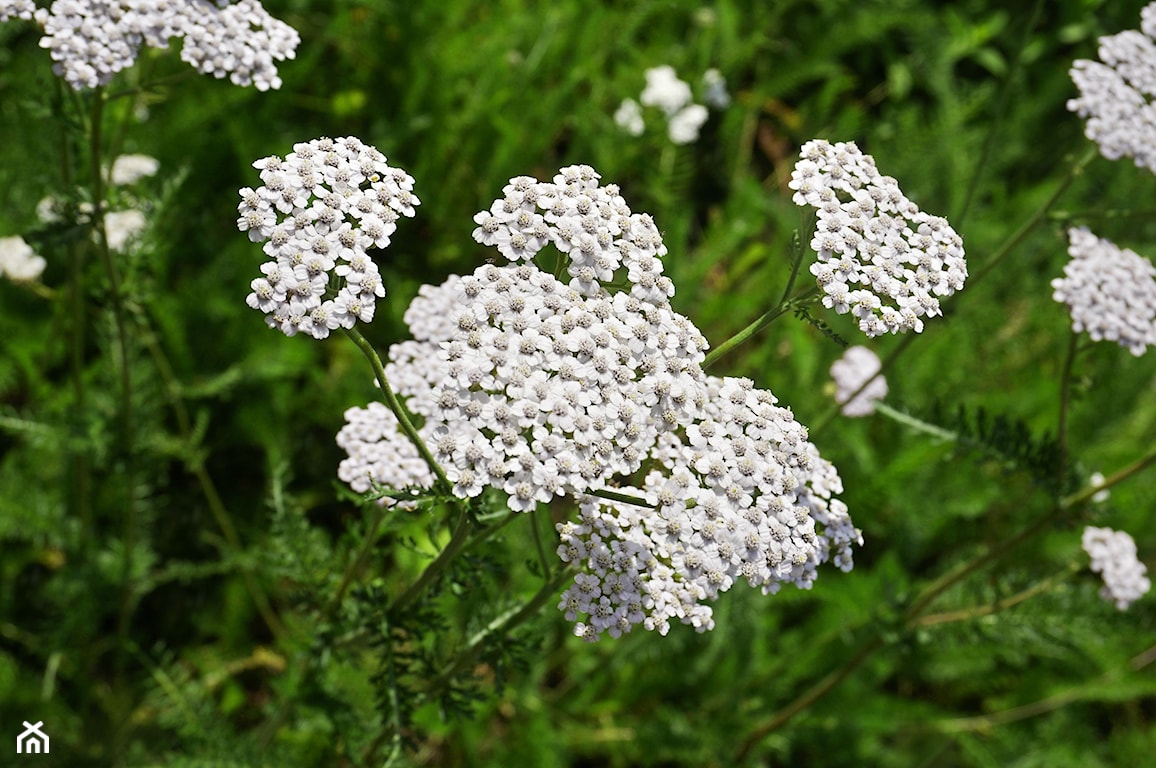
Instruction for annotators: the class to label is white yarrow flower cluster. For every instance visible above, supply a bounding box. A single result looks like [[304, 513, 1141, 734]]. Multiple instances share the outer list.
[[1052, 227, 1156, 356], [558, 374, 861, 640], [237, 136, 419, 340], [1082, 526, 1151, 610], [4, 0, 298, 90], [0, 235, 47, 283], [1068, 2, 1156, 174], [614, 65, 716, 145], [830, 346, 888, 417], [790, 139, 967, 337], [337, 167, 859, 640]]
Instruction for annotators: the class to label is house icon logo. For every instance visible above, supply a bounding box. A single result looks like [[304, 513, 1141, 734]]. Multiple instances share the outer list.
[[16, 721, 49, 754]]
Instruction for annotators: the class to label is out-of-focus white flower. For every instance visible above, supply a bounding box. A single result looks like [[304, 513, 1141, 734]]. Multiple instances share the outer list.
[[668, 103, 708, 144], [36, 196, 62, 223], [1068, 2, 1156, 174], [110, 154, 160, 186], [614, 98, 645, 136], [1089, 472, 1111, 504], [103, 209, 147, 252], [701, 68, 730, 108], [0, 235, 47, 282], [1082, 526, 1151, 610], [7, 0, 298, 91], [790, 139, 967, 337], [830, 346, 888, 416], [640, 65, 693, 116], [1052, 227, 1156, 356]]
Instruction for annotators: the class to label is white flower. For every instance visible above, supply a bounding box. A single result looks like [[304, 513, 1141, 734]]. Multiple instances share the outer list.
[[237, 136, 418, 339], [0, 0, 36, 22], [1052, 227, 1156, 356], [701, 68, 730, 108], [1068, 3, 1156, 174], [640, 65, 693, 115], [103, 209, 147, 252], [668, 103, 708, 145], [12, 0, 298, 91], [109, 154, 160, 186], [1089, 472, 1110, 504], [830, 346, 888, 416], [614, 98, 645, 136], [0, 235, 47, 282], [1082, 526, 1151, 610], [790, 139, 967, 337]]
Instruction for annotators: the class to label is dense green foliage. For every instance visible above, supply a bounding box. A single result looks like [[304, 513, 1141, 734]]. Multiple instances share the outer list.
[[1, 1, 1154, 766]]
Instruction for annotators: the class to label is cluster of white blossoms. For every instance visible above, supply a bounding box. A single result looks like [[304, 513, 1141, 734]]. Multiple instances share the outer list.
[[790, 139, 967, 337], [613, 66, 721, 145], [1082, 526, 1151, 610], [333, 166, 859, 640], [35, 153, 157, 253], [556, 376, 860, 639], [1, 0, 298, 90], [829, 345, 888, 417], [1052, 227, 1156, 356], [0, 235, 47, 283], [237, 136, 419, 340], [1068, 2, 1156, 174]]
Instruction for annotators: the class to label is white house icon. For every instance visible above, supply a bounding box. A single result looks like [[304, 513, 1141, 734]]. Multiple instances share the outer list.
[[16, 721, 49, 754]]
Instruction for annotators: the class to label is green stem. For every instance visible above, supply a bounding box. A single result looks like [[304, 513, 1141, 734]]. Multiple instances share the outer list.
[[871, 401, 957, 442], [530, 507, 553, 578], [703, 286, 818, 370], [913, 561, 1081, 628], [1061, 444, 1156, 509], [811, 333, 916, 439], [585, 487, 657, 510], [388, 506, 473, 615], [342, 326, 451, 493], [431, 567, 573, 690], [968, 146, 1098, 289], [1056, 330, 1079, 492]]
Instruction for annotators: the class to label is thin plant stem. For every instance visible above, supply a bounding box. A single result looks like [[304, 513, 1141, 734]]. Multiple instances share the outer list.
[[586, 486, 656, 509], [955, 0, 1045, 226], [530, 507, 553, 578], [1056, 330, 1079, 491], [388, 506, 473, 615], [811, 334, 916, 439], [913, 560, 1081, 627], [870, 401, 958, 442], [431, 567, 574, 691], [342, 326, 451, 493], [702, 286, 819, 370], [327, 509, 387, 614]]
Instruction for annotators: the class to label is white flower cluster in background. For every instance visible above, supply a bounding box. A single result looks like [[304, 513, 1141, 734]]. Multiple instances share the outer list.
[[35, 153, 158, 253], [1068, 2, 1156, 175], [830, 345, 888, 417], [2, 0, 299, 90], [0, 235, 47, 283], [614, 65, 725, 145], [334, 167, 860, 640], [1052, 227, 1156, 356], [1082, 526, 1151, 610], [237, 136, 419, 340], [790, 139, 968, 337]]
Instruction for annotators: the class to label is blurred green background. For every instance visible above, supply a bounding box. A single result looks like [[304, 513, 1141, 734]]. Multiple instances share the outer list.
[[1, 0, 1154, 765]]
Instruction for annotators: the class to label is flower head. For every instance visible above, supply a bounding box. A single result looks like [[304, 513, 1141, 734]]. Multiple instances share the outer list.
[[0, 235, 47, 282], [7, 0, 298, 90], [1052, 227, 1156, 356], [830, 346, 888, 417], [1082, 526, 1151, 610], [238, 136, 419, 339], [109, 154, 159, 186], [1068, 2, 1156, 174], [790, 139, 967, 337]]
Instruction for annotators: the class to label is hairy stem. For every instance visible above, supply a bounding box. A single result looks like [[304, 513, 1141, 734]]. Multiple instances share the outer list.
[[388, 506, 473, 615], [703, 285, 819, 370]]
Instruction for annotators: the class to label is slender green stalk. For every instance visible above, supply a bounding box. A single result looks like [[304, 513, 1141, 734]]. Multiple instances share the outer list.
[[388, 506, 473, 615], [342, 326, 451, 493], [913, 561, 1081, 627], [1061, 444, 1156, 509], [327, 510, 387, 613], [586, 486, 657, 509], [431, 567, 573, 690], [1056, 331, 1079, 491], [702, 286, 818, 370], [871, 401, 958, 442], [810, 334, 916, 439], [954, 0, 1045, 225], [530, 507, 553, 577]]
